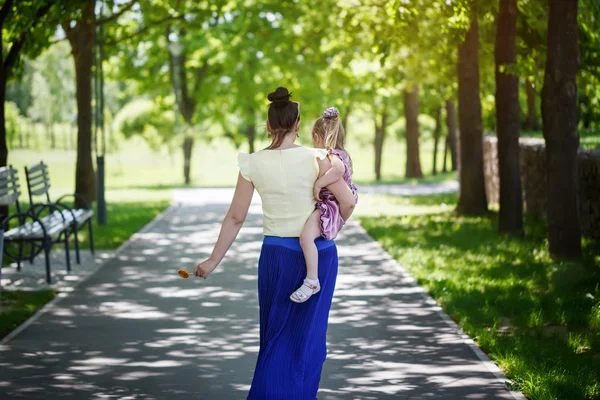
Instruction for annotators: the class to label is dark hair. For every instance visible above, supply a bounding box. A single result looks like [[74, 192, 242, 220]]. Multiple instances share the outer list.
[[266, 87, 300, 149]]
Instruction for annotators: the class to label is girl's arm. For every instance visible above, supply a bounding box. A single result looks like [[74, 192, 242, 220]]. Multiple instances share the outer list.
[[194, 173, 254, 278], [317, 157, 356, 221], [313, 156, 345, 200]]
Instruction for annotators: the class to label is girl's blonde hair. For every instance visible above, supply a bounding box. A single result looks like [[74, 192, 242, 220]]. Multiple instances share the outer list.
[[312, 108, 346, 151]]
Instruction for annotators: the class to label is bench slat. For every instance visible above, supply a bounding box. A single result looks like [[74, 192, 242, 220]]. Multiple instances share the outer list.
[[5, 214, 70, 240], [29, 184, 51, 196], [26, 171, 48, 184], [27, 172, 47, 183], [0, 183, 20, 196], [0, 191, 20, 206], [0, 175, 19, 186], [0, 166, 18, 179], [27, 163, 48, 175]]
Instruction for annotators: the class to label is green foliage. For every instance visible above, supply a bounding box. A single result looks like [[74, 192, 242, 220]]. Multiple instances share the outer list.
[[113, 98, 174, 150], [6, 0, 600, 158], [1, 0, 85, 78], [4, 101, 27, 147], [361, 210, 600, 400]]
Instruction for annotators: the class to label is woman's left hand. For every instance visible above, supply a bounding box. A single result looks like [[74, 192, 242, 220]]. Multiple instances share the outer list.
[[194, 259, 218, 279]]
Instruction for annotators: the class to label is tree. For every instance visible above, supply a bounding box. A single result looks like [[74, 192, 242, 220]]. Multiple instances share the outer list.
[[457, 14, 488, 215], [374, 110, 387, 181], [60, 0, 137, 205], [0, 0, 68, 169], [445, 99, 458, 171], [404, 86, 423, 178], [0, 0, 81, 219], [495, 0, 523, 235], [431, 105, 442, 175], [518, 1, 546, 132], [541, 0, 581, 259]]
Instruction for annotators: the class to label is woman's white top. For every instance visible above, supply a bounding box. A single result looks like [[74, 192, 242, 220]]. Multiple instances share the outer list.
[[238, 146, 328, 237]]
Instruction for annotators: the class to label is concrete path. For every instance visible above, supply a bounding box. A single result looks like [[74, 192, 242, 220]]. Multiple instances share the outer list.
[[0, 188, 522, 400], [1, 250, 111, 292], [359, 180, 459, 196]]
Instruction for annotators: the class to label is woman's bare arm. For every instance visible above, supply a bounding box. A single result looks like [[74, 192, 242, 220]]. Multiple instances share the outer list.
[[317, 157, 356, 221], [194, 173, 254, 278]]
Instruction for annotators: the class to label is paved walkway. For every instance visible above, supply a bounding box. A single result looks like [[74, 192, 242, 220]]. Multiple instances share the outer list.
[[359, 180, 459, 196], [0, 188, 522, 400]]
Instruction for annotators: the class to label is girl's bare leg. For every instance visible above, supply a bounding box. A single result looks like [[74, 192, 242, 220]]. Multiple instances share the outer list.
[[291, 209, 322, 303], [300, 209, 322, 280]]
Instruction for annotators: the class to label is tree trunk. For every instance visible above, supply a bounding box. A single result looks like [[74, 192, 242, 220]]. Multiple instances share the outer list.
[[542, 0, 581, 259], [64, 124, 69, 150], [443, 134, 449, 173], [457, 15, 488, 215], [404, 87, 424, 178], [432, 106, 442, 175], [525, 80, 539, 131], [67, 0, 96, 207], [342, 106, 350, 135], [246, 124, 256, 154], [445, 99, 458, 171], [183, 135, 194, 185], [49, 123, 56, 149], [0, 29, 7, 170], [0, 27, 7, 219], [496, 0, 523, 235], [374, 112, 386, 181], [69, 124, 75, 150], [246, 107, 255, 153]]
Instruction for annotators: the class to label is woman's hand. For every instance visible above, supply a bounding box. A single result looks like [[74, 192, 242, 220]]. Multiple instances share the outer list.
[[194, 258, 218, 279]]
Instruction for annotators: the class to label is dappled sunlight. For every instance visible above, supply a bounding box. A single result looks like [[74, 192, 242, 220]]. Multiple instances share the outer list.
[[0, 191, 515, 399]]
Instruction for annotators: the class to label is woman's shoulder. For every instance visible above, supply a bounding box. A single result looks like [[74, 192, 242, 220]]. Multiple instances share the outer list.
[[251, 146, 327, 158]]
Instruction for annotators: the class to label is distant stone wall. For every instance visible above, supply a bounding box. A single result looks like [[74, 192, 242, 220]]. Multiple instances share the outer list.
[[483, 136, 600, 240]]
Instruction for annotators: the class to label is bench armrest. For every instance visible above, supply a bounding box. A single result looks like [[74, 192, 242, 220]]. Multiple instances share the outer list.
[[56, 194, 92, 210]]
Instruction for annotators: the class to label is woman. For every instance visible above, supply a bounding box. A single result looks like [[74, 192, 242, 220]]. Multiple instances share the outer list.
[[194, 87, 356, 399]]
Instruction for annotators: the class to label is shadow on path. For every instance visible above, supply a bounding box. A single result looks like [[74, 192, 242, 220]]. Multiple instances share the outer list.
[[0, 188, 518, 400]]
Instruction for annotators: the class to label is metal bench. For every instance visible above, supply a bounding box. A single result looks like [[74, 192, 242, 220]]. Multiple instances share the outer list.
[[24, 161, 95, 265], [1, 166, 73, 283]]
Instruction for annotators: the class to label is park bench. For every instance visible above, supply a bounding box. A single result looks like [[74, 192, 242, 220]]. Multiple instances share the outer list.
[[24, 161, 95, 266], [1, 166, 73, 283]]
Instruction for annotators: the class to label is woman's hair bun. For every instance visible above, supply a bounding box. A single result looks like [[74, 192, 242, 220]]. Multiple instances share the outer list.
[[268, 87, 292, 104]]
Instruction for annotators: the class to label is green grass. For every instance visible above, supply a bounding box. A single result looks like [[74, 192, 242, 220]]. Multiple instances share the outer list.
[[0, 290, 57, 338], [360, 201, 600, 400], [79, 200, 169, 249], [354, 192, 458, 217]]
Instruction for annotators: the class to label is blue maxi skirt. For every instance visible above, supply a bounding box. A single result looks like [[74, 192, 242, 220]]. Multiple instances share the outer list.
[[247, 236, 338, 400]]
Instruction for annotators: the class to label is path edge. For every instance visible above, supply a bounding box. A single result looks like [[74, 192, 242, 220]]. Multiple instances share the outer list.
[[352, 220, 528, 400], [0, 204, 177, 346]]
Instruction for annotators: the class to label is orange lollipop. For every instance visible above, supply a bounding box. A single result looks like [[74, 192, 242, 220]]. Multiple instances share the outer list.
[[178, 269, 190, 279]]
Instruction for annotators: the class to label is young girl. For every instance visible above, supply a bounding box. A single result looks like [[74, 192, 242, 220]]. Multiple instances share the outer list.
[[290, 107, 358, 303]]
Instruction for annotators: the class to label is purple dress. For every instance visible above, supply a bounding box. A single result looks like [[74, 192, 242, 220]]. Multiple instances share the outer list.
[[316, 149, 358, 240]]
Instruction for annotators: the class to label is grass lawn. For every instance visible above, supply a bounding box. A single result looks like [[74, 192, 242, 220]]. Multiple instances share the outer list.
[[360, 196, 600, 400], [0, 290, 57, 338]]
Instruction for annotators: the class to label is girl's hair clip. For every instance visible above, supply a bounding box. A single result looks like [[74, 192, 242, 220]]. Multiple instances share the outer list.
[[323, 107, 339, 119]]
